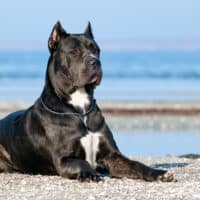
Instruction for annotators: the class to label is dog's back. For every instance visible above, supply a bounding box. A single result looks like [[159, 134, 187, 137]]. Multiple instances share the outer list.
[[0, 109, 55, 174], [0, 110, 25, 138], [0, 110, 25, 172]]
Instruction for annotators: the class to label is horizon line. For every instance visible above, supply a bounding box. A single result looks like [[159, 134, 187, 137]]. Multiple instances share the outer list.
[[1, 40, 200, 51]]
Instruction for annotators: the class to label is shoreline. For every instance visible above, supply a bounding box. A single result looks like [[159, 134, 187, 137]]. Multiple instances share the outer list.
[[1, 101, 200, 115], [100, 102, 200, 115], [1, 101, 200, 132]]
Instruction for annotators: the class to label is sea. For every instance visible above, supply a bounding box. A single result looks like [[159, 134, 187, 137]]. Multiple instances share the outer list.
[[0, 50, 200, 103], [0, 50, 200, 156]]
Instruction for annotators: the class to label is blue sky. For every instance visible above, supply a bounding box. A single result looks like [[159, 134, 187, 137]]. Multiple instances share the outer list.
[[1, 0, 200, 50]]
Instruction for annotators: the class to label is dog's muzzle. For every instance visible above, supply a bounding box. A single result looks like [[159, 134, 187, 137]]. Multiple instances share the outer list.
[[86, 55, 102, 85], [87, 54, 101, 70], [88, 58, 101, 69]]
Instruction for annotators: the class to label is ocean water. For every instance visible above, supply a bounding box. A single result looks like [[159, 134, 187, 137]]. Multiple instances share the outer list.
[[1, 50, 200, 156], [114, 131, 200, 156], [0, 50, 200, 102]]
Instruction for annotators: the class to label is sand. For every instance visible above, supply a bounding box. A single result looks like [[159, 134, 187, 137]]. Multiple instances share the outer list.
[[0, 156, 200, 200]]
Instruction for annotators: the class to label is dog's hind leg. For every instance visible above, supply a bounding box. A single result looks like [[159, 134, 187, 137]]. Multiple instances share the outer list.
[[0, 144, 14, 172]]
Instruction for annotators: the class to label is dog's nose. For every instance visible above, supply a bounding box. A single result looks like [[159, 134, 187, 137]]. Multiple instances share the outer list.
[[89, 58, 101, 69]]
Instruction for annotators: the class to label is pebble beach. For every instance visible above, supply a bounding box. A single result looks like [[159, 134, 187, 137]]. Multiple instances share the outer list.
[[0, 156, 199, 200]]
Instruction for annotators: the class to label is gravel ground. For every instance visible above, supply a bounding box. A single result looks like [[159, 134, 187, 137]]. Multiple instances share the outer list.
[[0, 156, 200, 200]]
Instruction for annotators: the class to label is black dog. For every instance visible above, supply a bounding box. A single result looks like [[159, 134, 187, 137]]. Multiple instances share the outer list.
[[0, 22, 174, 182]]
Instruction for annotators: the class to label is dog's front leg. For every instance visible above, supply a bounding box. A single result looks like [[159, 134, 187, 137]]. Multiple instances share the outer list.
[[100, 151, 173, 182], [87, 103, 174, 182], [53, 157, 100, 182]]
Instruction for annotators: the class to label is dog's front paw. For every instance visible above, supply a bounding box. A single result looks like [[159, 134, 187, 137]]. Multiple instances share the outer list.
[[77, 169, 102, 182], [157, 172, 175, 182], [147, 169, 176, 182]]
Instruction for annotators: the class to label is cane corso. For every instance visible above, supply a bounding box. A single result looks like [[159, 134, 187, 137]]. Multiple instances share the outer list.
[[0, 22, 174, 182]]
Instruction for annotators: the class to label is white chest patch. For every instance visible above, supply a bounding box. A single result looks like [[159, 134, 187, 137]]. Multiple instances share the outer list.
[[69, 88, 90, 110], [80, 132, 101, 169], [69, 88, 100, 168]]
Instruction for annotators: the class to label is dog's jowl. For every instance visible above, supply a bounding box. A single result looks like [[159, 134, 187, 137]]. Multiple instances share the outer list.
[[0, 22, 174, 182]]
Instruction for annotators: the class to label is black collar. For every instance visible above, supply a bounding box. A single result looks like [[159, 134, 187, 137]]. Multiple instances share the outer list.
[[40, 97, 95, 117]]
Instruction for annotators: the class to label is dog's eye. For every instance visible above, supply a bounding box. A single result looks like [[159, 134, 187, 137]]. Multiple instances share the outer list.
[[69, 49, 79, 56], [88, 44, 99, 55], [96, 48, 100, 55]]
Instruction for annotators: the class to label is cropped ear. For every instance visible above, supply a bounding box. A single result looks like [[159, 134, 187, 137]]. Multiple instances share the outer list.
[[84, 21, 94, 39], [48, 21, 67, 53]]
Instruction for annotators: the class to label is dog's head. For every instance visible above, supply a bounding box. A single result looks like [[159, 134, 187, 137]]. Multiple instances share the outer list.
[[47, 21, 102, 96]]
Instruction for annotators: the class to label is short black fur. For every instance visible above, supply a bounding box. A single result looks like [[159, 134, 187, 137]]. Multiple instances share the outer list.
[[0, 22, 174, 182]]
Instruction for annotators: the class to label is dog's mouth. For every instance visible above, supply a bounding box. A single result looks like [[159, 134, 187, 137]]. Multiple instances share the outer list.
[[72, 68, 102, 88], [73, 75, 102, 88], [90, 75, 102, 86], [89, 70, 103, 86]]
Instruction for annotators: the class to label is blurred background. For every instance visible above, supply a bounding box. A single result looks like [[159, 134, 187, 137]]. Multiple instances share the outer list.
[[0, 0, 200, 156]]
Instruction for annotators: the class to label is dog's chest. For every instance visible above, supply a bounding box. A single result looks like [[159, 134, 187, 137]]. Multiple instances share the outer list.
[[69, 88, 101, 169], [69, 88, 90, 110], [80, 132, 101, 168]]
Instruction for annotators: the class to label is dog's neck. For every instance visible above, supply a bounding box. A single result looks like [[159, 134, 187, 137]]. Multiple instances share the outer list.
[[68, 88, 90, 112], [41, 76, 94, 114]]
